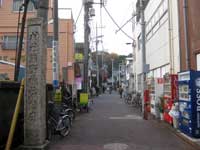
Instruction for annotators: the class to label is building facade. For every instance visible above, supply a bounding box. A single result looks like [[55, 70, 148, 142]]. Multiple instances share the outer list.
[[0, 0, 75, 84], [133, 0, 180, 91], [178, 0, 200, 71]]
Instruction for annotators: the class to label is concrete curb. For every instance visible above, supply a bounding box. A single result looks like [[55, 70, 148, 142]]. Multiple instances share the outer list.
[[160, 121, 200, 150]]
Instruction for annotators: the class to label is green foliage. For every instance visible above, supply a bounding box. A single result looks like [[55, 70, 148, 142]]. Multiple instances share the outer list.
[[91, 51, 127, 78]]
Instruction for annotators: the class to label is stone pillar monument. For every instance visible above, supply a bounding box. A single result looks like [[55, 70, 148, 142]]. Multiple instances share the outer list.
[[22, 17, 47, 149]]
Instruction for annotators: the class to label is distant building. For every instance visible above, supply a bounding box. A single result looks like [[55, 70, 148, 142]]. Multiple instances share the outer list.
[[0, 0, 75, 84]]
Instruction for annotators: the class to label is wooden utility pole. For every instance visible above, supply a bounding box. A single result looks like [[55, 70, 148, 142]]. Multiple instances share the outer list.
[[14, 0, 30, 81], [83, 0, 90, 92]]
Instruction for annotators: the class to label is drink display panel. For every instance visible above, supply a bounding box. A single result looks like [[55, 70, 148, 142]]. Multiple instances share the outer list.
[[179, 84, 189, 101], [178, 70, 200, 138]]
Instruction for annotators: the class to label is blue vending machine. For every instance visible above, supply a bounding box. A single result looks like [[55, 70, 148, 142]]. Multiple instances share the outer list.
[[178, 70, 200, 138]]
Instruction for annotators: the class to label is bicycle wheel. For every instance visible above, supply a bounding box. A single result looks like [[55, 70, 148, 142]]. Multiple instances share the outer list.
[[127, 96, 132, 105], [59, 116, 71, 137], [131, 97, 137, 107]]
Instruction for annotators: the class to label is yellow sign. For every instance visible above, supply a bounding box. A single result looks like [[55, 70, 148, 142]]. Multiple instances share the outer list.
[[75, 53, 83, 61], [80, 93, 88, 105], [54, 89, 62, 102]]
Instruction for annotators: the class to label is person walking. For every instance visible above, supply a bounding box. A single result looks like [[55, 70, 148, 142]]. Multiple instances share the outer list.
[[119, 85, 123, 98]]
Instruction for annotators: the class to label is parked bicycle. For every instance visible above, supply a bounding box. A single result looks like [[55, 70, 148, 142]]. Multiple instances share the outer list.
[[62, 95, 76, 125], [124, 91, 142, 112], [47, 101, 71, 140]]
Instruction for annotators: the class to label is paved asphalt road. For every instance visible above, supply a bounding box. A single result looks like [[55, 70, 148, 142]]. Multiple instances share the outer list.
[[49, 92, 197, 150]]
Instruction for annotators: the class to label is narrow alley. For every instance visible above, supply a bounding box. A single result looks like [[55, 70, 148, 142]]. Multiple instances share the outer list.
[[49, 92, 196, 150]]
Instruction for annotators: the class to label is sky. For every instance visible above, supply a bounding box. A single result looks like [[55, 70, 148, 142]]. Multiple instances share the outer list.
[[58, 0, 135, 55]]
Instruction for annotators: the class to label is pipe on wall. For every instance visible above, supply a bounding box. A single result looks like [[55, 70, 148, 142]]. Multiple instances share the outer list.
[[168, 0, 175, 74], [177, 0, 182, 71], [183, 0, 190, 70]]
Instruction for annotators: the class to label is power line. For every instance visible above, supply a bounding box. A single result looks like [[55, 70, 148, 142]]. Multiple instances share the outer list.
[[115, 14, 136, 34], [75, 4, 83, 25], [103, 5, 135, 41]]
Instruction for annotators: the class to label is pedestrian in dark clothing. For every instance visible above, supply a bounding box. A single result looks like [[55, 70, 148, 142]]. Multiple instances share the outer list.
[[95, 85, 99, 96], [119, 86, 123, 98]]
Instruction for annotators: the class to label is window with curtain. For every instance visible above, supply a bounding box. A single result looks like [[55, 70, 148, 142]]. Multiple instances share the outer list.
[[13, 0, 34, 12]]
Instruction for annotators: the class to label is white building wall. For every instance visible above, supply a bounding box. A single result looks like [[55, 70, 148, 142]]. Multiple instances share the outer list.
[[146, 20, 170, 70], [171, 0, 180, 73], [133, 0, 180, 91], [145, 0, 170, 74]]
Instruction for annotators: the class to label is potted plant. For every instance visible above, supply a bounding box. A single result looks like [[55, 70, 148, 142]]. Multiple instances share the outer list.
[[158, 96, 164, 120]]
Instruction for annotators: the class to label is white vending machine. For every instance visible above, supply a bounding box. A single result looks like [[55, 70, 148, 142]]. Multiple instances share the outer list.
[[150, 78, 164, 118]]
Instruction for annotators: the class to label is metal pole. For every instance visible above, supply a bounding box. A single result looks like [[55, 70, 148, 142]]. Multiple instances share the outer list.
[[112, 59, 114, 87], [140, 0, 146, 118], [119, 64, 121, 86], [83, 0, 90, 92], [14, 0, 30, 81], [102, 50, 104, 85], [5, 79, 24, 150], [183, 0, 190, 70], [96, 24, 99, 87], [52, 0, 59, 88]]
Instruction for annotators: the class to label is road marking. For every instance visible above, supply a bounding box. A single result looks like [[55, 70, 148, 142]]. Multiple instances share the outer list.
[[103, 143, 128, 150], [109, 114, 142, 120]]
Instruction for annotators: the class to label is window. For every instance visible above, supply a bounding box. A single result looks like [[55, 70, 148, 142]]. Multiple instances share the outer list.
[[0, 0, 3, 8], [3, 56, 8, 61], [13, 0, 34, 12], [47, 36, 53, 48], [2, 36, 17, 50], [0, 56, 8, 61]]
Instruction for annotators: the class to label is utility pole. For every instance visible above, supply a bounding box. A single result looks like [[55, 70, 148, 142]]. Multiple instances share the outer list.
[[111, 59, 114, 87], [14, 0, 30, 81], [140, 0, 146, 118], [96, 24, 99, 87], [101, 50, 104, 85], [52, 0, 59, 88], [83, 0, 90, 92], [119, 64, 121, 86]]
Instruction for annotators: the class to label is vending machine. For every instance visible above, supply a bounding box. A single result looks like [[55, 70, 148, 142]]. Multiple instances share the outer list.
[[178, 70, 200, 138], [147, 78, 164, 118], [146, 78, 154, 114], [163, 74, 178, 124], [153, 78, 164, 118]]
